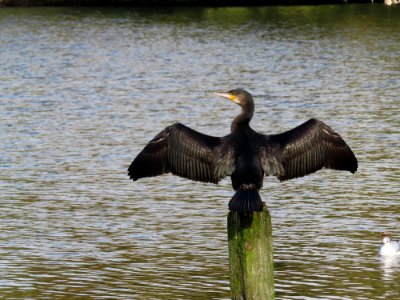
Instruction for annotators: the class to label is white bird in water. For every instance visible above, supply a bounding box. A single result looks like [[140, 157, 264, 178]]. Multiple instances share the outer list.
[[379, 235, 400, 256]]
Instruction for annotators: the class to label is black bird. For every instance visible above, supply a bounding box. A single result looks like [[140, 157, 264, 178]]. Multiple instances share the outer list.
[[128, 89, 357, 212]]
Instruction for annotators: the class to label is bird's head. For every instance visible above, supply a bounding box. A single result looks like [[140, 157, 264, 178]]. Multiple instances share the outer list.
[[214, 88, 254, 107], [381, 232, 392, 244]]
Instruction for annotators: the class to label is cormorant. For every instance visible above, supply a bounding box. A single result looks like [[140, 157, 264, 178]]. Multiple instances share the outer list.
[[128, 89, 357, 212]]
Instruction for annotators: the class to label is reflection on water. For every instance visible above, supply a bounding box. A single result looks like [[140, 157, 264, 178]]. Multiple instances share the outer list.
[[380, 255, 400, 282], [1, 4, 400, 299]]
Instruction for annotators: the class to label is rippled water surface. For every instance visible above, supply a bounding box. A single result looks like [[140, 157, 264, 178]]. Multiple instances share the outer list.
[[1, 5, 400, 299]]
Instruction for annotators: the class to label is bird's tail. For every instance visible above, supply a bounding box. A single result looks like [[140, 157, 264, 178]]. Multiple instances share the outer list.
[[229, 185, 263, 212]]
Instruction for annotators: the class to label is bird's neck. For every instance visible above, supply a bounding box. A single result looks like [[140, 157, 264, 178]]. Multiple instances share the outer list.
[[231, 103, 254, 133]]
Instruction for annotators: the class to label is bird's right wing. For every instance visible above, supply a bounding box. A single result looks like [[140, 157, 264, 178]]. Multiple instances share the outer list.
[[259, 118, 358, 181], [128, 123, 235, 184]]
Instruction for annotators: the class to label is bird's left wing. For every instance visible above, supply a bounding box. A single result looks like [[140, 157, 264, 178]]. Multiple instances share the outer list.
[[259, 118, 358, 181], [128, 123, 235, 184]]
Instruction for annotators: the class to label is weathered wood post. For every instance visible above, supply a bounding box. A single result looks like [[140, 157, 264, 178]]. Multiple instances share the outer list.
[[227, 203, 274, 300]]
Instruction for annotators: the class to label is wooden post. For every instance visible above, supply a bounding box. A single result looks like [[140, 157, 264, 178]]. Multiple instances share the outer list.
[[227, 204, 274, 300]]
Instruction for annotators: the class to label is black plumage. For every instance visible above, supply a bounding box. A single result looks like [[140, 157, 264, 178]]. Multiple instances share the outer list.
[[128, 89, 357, 212]]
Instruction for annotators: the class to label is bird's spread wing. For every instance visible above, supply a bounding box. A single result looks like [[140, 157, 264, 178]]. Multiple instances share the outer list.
[[259, 118, 358, 181], [128, 123, 235, 183]]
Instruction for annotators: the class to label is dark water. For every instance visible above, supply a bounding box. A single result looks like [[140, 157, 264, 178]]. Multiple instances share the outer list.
[[1, 4, 400, 299]]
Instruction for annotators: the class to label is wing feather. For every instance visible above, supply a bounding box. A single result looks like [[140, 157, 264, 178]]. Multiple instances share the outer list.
[[128, 123, 235, 183], [259, 118, 357, 181]]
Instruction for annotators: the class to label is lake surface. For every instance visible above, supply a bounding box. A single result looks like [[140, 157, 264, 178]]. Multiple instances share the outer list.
[[1, 4, 400, 299]]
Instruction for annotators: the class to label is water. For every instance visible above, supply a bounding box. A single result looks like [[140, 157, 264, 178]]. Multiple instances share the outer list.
[[1, 4, 399, 299]]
